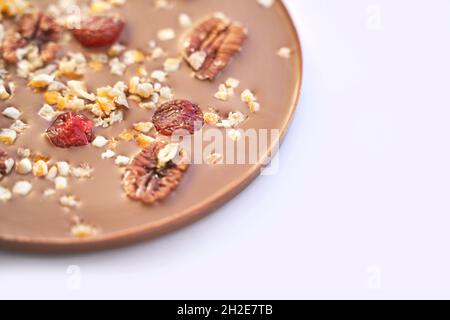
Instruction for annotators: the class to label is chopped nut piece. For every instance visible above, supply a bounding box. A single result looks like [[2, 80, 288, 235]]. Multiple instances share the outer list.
[[133, 122, 154, 133], [46, 165, 58, 180], [0, 128, 17, 145], [29, 74, 54, 89], [2, 106, 21, 120], [16, 158, 32, 175], [10, 120, 29, 133], [33, 160, 48, 177], [38, 104, 58, 121], [71, 164, 94, 179], [13, 180, 32, 196], [204, 111, 221, 125], [136, 134, 155, 149], [151, 70, 167, 82], [226, 78, 240, 89]]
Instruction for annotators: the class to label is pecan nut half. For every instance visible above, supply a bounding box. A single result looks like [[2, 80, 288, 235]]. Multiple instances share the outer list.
[[2, 12, 61, 64], [122, 141, 190, 204], [0, 149, 15, 179], [183, 15, 247, 81]]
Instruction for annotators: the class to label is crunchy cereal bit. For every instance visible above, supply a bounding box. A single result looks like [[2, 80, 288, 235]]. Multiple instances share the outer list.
[[58, 52, 87, 77], [159, 86, 173, 100], [163, 57, 181, 72], [38, 104, 58, 121], [151, 46, 166, 60], [101, 149, 116, 159], [214, 84, 233, 101], [179, 13, 192, 28], [133, 122, 154, 133], [90, 0, 112, 14], [12, 180, 32, 196], [16, 158, 32, 175], [67, 80, 96, 101], [118, 129, 136, 142], [115, 155, 130, 167], [0, 186, 12, 202], [10, 120, 29, 133], [207, 153, 223, 165], [54, 176, 68, 190], [2, 106, 21, 120], [0, 128, 17, 145], [71, 222, 97, 238], [92, 136, 109, 148], [59, 195, 81, 208], [257, 0, 275, 8], [71, 164, 94, 179], [157, 28, 175, 41], [32, 160, 48, 177]]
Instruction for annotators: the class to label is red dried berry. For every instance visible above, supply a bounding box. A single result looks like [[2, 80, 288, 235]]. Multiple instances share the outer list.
[[46, 112, 94, 148], [73, 16, 125, 48], [153, 99, 204, 136]]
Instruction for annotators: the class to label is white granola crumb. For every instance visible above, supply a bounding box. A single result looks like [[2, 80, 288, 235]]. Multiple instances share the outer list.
[[38, 104, 57, 121], [225, 78, 240, 89], [54, 176, 68, 190], [60, 195, 81, 208], [56, 161, 70, 176], [101, 149, 116, 159], [157, 28, 175, 41], [71, 223, 97, 238], [2, 106, 21, 120], [109, 57, 126, 76], [0, 186, 12, 202], [0, 128, 17, 145], [71, 164, 94, 179], [12, 181, 32, 196], [33, 160, 49, 177], [46, 165, 58, 180], [16, 158, 32, 175], [163, 57, 181, 72], [277, 47, 292, 59], [178, 13, 192, 28], [92, 136, 109, 148], [115, 155, 130, 167], [151, 70, 167, 82], [10, 120, 29, 133], [43, 188, 57, 197], [257, 0, 275, 8]]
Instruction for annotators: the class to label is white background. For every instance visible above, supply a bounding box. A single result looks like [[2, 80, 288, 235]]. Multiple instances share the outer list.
[[2, 0, 450, 299]]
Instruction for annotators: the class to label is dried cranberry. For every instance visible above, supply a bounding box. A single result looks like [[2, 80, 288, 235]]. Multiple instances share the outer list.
[[73, 16, 125, 48], [153, 100, 204, 136], [46, 112, 94, 148]]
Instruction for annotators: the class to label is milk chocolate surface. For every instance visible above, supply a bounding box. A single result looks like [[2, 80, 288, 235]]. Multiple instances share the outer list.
[[0, 0, 301, 249]]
